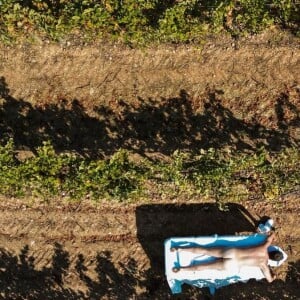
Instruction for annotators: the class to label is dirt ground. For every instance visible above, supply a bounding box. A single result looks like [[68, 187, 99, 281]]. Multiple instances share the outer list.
[[0, 31, 299, 158], [0, 193, 299, 300], [0, 31, 299, 299]]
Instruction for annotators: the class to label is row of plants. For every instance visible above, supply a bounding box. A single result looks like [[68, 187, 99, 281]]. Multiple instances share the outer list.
[[0, 139, 299, 202], [0, 0, 299, 44]]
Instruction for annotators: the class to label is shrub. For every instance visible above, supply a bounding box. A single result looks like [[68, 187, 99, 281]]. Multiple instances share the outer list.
[[0, 139, 299, 203], [0, 0, 299, 44]]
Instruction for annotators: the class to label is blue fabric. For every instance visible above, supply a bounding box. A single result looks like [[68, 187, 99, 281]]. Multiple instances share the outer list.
[[165, 234, 268, 295]]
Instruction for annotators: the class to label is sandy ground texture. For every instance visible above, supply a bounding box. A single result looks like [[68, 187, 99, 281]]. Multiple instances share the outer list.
[[0, 31, 299, 299]]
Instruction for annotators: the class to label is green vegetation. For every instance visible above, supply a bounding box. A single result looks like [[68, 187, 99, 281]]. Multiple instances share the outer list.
[[0, 139, 299, 202], [0, 0, 299, 44]]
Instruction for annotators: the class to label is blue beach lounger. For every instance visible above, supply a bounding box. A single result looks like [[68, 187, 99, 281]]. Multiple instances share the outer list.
[[164, 234, 287, 295]]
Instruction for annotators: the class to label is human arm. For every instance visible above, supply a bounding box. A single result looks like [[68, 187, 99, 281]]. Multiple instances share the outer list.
[[265, 232, 275, 247], [260, 264, 276, 283]]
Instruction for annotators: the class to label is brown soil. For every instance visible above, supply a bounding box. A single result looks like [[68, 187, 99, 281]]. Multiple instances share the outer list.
[[0, 31, 299, 158], [0, 193, 299, 300], [0, 31, 299, 299]]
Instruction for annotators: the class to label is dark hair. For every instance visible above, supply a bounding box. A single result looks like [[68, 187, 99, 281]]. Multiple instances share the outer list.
[[268, 250, 283, 261]]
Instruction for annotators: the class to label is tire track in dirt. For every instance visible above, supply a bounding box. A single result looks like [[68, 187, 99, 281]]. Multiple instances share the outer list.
[[1, 37, 299, 108], [0, 33, 299, 298], [0, 193, 299, 299], [0, 195, 299, 258], [0, 211, 135, 241]]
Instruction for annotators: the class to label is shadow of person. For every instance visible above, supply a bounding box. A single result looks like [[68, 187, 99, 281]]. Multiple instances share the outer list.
[[136, 203, 257, 272], [135, 203, 300, 299], [135, 203, 260, 298]]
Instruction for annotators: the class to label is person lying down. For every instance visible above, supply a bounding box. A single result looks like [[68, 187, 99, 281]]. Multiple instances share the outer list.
[[171, 233, 282, 283]]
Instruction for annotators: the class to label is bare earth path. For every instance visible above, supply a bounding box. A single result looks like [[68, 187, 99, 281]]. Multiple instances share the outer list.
[[0, 192, 299, 299], [0, 32, 299, 299], [0, 33, 299, 107], [0, 33, 299, 158]]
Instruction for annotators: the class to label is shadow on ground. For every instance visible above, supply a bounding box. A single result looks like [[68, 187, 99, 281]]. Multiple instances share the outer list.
[[136, 203, 257, 271], [135, 202, 299, 299], [0, 243, 144, 300], [0, 203, 298, 299], [1, 76, 299, 158]]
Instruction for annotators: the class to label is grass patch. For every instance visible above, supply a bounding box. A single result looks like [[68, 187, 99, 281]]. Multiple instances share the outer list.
[[0, 1, 299, 44], [0, 139, 299, 203]]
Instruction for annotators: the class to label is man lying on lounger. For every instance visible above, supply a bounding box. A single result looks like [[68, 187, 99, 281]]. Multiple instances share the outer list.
[[171, 233, 283, 283]]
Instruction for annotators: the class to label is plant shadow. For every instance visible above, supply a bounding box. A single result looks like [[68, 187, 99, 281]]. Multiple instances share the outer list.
[[0, 243, 84, 300], [1, 76, 299, 158], [0, 243, 143, 300]]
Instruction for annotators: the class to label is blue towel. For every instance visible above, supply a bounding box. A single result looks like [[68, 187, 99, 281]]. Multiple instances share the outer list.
[[164, 234, 287, 295]]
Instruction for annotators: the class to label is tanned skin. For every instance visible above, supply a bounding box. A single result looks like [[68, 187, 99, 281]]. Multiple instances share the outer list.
[[171, 233, 276, 282]]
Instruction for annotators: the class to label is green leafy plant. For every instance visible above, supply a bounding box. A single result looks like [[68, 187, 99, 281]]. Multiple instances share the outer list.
[[158, 0, 204, 42], [1, 0, 299, 44], [0, 139, 299, 203], [231, 0, 274, 34]]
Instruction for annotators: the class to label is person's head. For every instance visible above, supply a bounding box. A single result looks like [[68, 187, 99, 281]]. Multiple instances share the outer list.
[[268, 250, 283, 262]]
